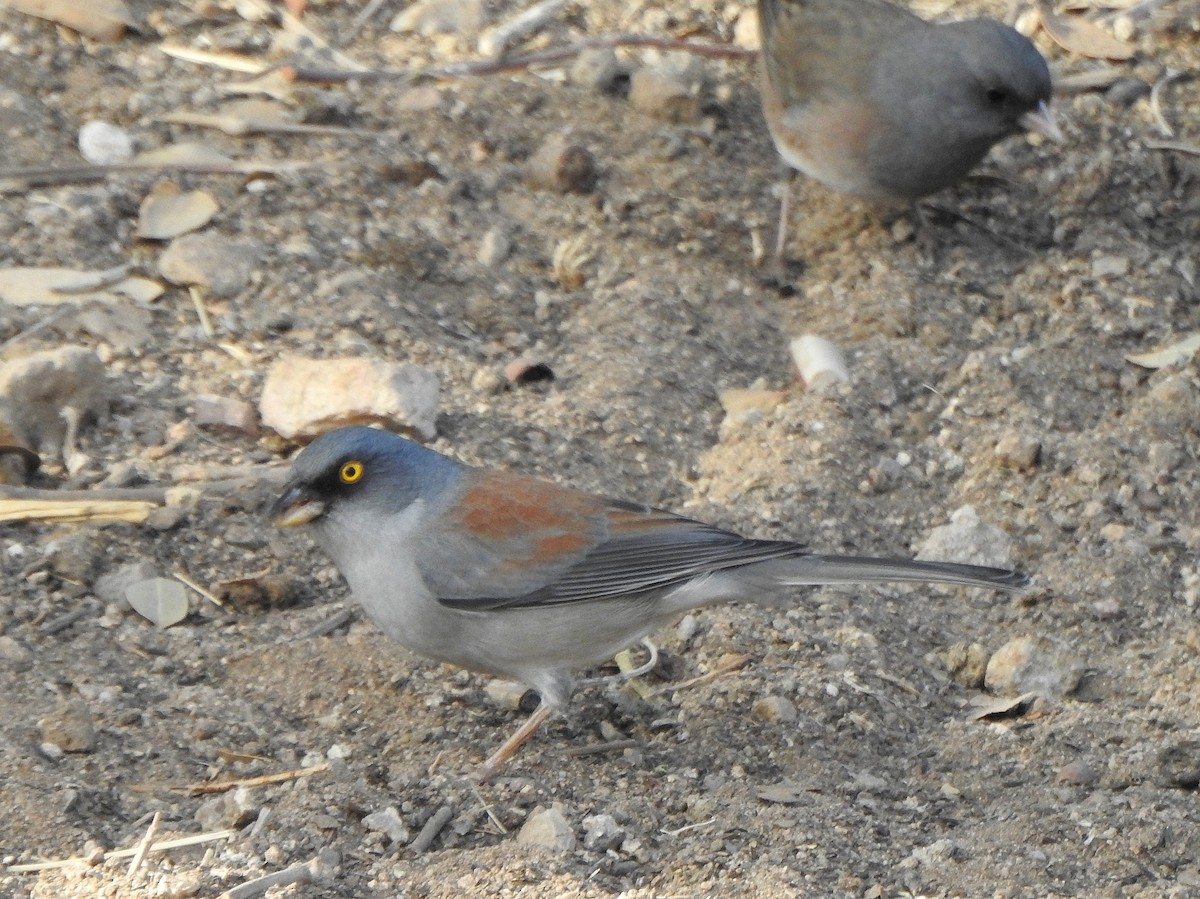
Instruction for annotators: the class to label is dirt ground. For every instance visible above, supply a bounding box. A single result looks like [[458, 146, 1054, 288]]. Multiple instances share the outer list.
[[1, 0, 1198, 896]]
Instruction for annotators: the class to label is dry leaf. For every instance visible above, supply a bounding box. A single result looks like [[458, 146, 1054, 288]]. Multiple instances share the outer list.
[[136, 182, 219, 239], [1038, 1, 1136, 59], [132, 142, 234, 167], [967, 692, 1040, 721], [1125, 332, 1200, 369], [125, 577, 189, 627], [158, 44, 268, 74], [756, 781, 818, 804], [0, 267, 163, 306], [5, 0, 134, 40]]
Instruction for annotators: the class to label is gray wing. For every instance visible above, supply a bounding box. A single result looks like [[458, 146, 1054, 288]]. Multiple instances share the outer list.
[[759, 0, 926, 102], [438, 499, 807, 611]]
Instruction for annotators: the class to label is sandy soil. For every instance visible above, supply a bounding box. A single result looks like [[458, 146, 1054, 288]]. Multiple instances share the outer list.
[[1, 0, 1198, 897]]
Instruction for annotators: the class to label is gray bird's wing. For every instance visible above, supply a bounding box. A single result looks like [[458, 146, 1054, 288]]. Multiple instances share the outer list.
[[436, 498, 804, 611], [759, 0, 927, 102]]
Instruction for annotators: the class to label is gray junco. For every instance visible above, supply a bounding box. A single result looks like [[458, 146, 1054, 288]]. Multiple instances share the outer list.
[[757, 0, 1063, 258], [273, 426, 1030, 777]]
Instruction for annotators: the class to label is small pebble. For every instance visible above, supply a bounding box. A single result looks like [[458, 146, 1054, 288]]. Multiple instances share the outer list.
[[503, 358, 554, 386], [526, 138, 596, 193], [581, 813, 624, 851], [1106, 77, 1151, 106], [78, 121, 134, 165], [628, 68, 699, 123], [938, 641, 989, 688], [39, 701, 98, 753], [993, 432, 1041, 470], [0, 635, 33, 672], [477, 227, 512, 267], [1056, 761, 1100, 786], [192, 394, 258, 435], [1091, 255, 1129, 279], [752, 695, 798, 723], [363, 806, 411, 844], [391, 0, 483, 36], [570, 48, 624, 93]]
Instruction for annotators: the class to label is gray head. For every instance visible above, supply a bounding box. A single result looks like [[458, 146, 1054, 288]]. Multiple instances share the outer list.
[[943, 19, 1053, 133], [869, 18, 1058, 197], [272, 426, 463, 531]]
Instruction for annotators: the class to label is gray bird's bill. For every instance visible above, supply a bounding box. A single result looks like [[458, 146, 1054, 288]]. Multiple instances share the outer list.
[[272, 486, 326, 528], [1020, 100, 1064, 143]]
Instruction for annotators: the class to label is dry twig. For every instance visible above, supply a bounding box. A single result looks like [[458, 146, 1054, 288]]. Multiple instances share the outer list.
[[7, 829, 236, 873], [409, 804, 454, 853], [188, 763, 331, 795]]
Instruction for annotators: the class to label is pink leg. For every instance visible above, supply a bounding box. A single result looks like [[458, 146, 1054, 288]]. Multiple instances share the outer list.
[[773, 174, 793, 263], [471, 702, 553, 782]]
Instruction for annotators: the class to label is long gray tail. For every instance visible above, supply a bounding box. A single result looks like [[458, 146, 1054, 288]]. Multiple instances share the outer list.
[[766, 554, 1030, 592]]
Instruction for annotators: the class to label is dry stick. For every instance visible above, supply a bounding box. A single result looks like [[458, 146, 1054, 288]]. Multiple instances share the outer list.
[[39, 606, 92, 635], [188, 763, 330, 796], [0, 485, 168, 503], [126, 812, 161, 878], [647, 653, 750, 696], [174, 569, 226, 608], [1145, 139, 1200, 156], [563, 738, 639, 757], [292, 607, 354, 641], [409, 804, 454, 853], [7, 829, 237, 874], [1148, 69, 1186, 137], [287, 33, 755, 83], [217, 850, 335, 899], [189, 285, 216, 339], [0, 306, 78, 351], [0, 158, 313, 188], [479, 0, 571, 58]]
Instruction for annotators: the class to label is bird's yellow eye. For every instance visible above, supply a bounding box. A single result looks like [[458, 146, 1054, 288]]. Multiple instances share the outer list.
[[339, 460, 364, 484]]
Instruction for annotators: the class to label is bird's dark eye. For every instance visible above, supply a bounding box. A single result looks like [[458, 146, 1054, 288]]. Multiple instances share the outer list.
[[986, 87, 1008, 105], [339, 460, 364, 484]]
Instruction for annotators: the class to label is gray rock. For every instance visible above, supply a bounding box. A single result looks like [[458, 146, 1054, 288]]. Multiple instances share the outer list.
[[45, 533, 102, 584], [39, 701, 97, 753], [581, 813, 625, 851], [158, 232, 263, 298], [259, 356, 440, 441], [984, 636, 1084, 699], [363, 806, 411, 844], [993, 432, 1040, 470], [526, 137, 596, 194], [0, 635, 33, 672], [916, 505, 1014, 570], [517, 805, 576, 851], [570, 48, 624, 93], [194, 786, 259, 830]]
